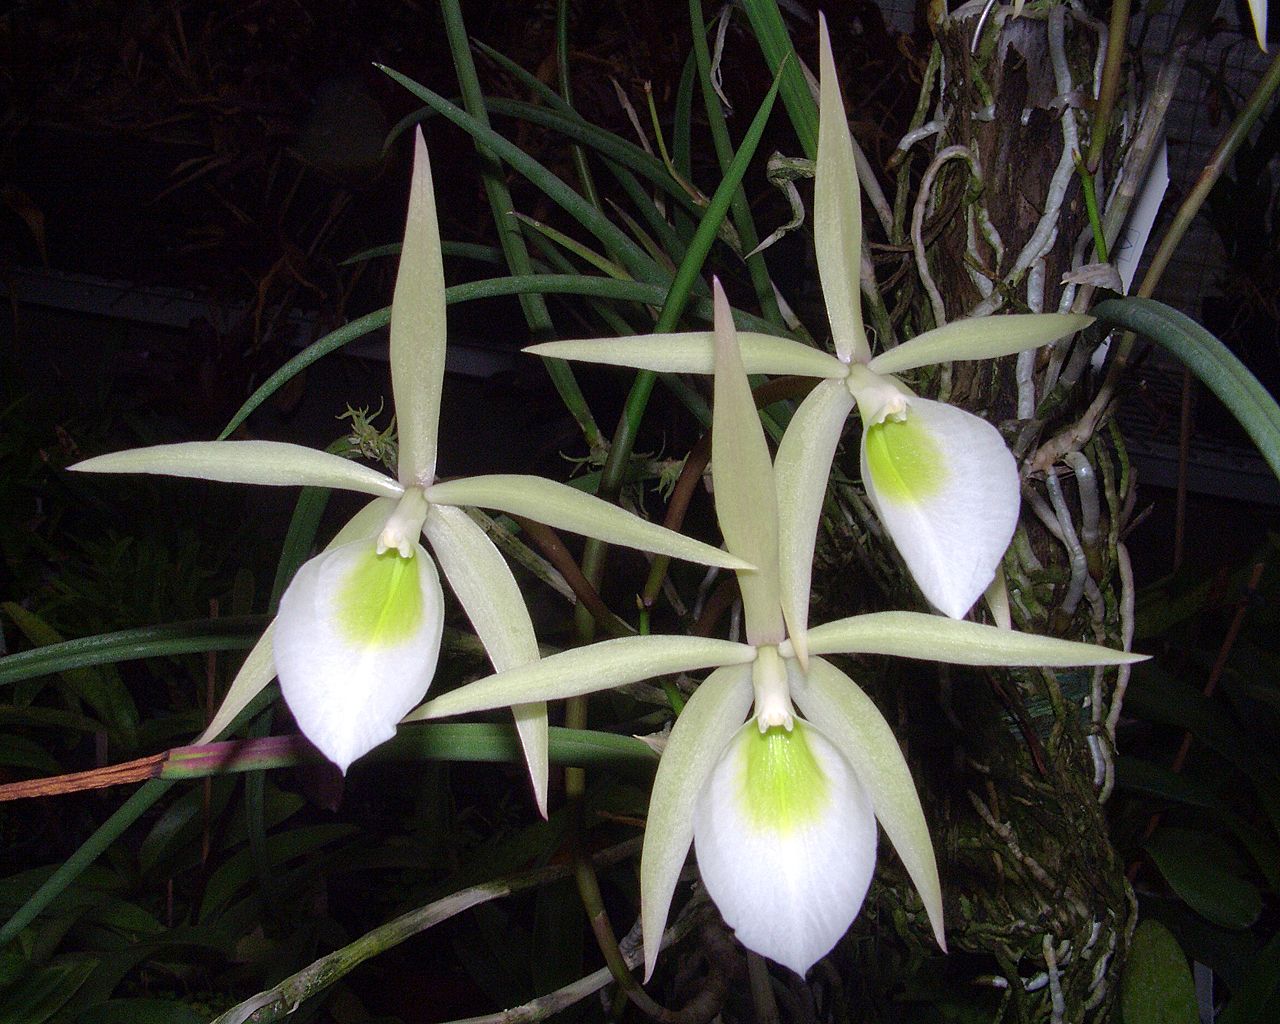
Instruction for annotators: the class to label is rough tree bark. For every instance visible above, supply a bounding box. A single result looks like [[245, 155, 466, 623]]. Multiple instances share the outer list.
[[807, 4, 1160, 1020]]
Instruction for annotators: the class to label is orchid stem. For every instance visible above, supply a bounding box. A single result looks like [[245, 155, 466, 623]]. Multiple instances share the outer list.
[[1086, 0, 1131, 172]]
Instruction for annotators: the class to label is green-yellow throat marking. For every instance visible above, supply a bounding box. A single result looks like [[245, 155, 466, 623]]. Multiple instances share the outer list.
[[338, 548, 424, 646], [865, 415, 945, 501], [739, 723, 829, 832]]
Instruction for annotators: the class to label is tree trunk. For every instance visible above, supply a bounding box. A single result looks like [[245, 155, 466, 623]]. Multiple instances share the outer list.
[[813, 6, 1142, 1020]]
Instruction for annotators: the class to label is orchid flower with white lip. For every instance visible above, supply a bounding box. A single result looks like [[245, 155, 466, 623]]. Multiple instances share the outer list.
[[406, 278, 1144, 976], [70, 128, 751, 813], [524, 15, 1092, 628]]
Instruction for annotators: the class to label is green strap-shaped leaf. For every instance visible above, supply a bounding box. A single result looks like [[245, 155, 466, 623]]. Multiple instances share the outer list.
[[814, 14, 868, 364], [790, 657, 945, 949], [405, 635, 753, 721], [423, 503, 548, 817], [1, 603, 139, 747], [640, 662, 753, 980], [711, 281, 785, 644], [774, 379, 856, 665], [426, 474, 753, 571], [866, 314, 1093, 376], [526, 331, 844, 377], [798, 611, 1145, 665], [1092, 296, 1280, 484], [71, 441, 403, 499], [1145, 827, 1262, 930], [378, 66, 664, 287], [1120, 919, 1199, 1024], [0, 617, 266, 686], [391, 129, 448, 487]]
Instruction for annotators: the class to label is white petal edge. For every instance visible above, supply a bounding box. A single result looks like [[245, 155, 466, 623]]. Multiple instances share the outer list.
[[774, 379, 856, 664], [795, 611, 1146, 666], [405, 635, 754, 722], [640, 662, 753, 980], [866, 314, 1093, 376], [71, 441, 403, 499], [693, 717, 877, 975], [815, 14, 868, 364], [525, 333, 845, 379], [423, 503, 548, 817], [1247, 0, 1267, 52], [426, 474, 753, 571], [275, 537, 444, 772], [391, 127, 448, 487], [789, 657, 944, 951], [861, 398, 1018, 618], [195, 498, 398, 745], [712, 279, 784, 645]]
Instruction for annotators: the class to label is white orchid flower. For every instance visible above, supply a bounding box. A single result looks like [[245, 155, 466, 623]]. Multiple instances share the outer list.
[[71, 129, 750, 811], [408, 280, 1144, 975], [524, 15, 1092, 622]]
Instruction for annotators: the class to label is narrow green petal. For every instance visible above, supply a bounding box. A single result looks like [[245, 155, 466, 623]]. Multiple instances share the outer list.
[[774, 379, 855, 664], [423, 504, 548, 816], [641, 662, 753, 980], [526, 333, 846, 379], [814, 14, 868, 364], [866, 314, 1093, 376], [195, 498, 397, 745], [405, 635, 754, 721], [711, 280, 784, 644], [426, 474, 753, 571], [392, 128, 449, 486], [71, 441, 403, 499], [789, 657, 945, 949], [797, 611, 1146, 666]]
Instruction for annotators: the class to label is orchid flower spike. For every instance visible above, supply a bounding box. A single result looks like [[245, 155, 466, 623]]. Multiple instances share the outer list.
[[408, 279, 1144, 976], [70, 129, 749, 811], [525, 14, 1091, 623]]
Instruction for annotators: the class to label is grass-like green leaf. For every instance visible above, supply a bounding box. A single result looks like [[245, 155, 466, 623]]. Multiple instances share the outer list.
[[740, 0, 818, 159], [1, 603, 139, 748], [378, 65, 665, 287], [1145, 827, 1262, 930], [0, 616, 268, 687], [1092, 297, 1280, 484], [441, 2, 602, 450]]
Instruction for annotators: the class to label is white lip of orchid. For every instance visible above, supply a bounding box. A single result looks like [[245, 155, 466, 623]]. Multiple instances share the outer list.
[[377, 487, 430, 558], [752, 644, 795, 731]]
